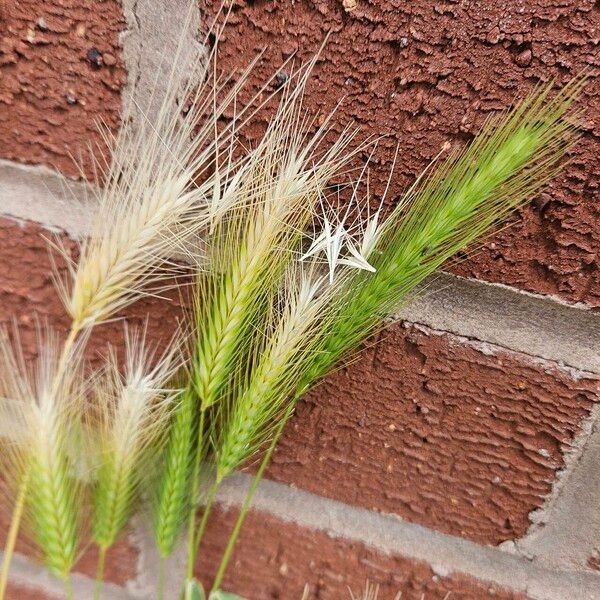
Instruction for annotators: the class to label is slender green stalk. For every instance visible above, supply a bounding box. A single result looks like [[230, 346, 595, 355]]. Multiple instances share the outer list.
[[64, 576, 74, 600], [182, 474, 218, 600], [192, 481, 219, 572], [157, 556, 167, 600], [94, 546, 107, 600], [212, 409, 290, 592], [0, 473, 29, 600]]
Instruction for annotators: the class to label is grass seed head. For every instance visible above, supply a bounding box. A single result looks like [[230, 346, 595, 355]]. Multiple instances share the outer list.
[[91, 326, 181, 550], [0, 325, 84, 580]]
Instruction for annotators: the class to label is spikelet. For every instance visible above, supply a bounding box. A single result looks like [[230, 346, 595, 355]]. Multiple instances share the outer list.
[[191, 66, 362, 412], [299, 80, 583, 389], [0, 326, 84, 582], [91, 327, 180, 551], [215, 263, 341, 481], [151, 385, 198, 558]]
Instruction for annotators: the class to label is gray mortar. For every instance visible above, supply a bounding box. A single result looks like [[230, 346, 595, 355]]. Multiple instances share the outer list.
[[400, 273, 600, 375], [508, 404, 600, 570], [0, 551, 131, 599], [214, 474, 600, 600], [0, 160, 94, 238], [120, 0, 205, 125]]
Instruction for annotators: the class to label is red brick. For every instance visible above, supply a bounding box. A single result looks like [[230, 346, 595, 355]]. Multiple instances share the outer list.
[[6, 583, 58, 600], [0, 0, 126, 178], [195, 505, 525, 600], [587, 554, 600, 571], [264, 324, 597, 544], [200, 0, 600, 306]]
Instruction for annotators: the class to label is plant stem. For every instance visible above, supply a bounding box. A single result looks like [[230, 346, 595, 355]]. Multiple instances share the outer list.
[[157, 555, 166, 600], [65, 576, 74, 600], [53, 323, 81, 396], [93, 546, 107, 600], [0, 473, 29, 600], [184, 480, 219, 587], [211, 405, 293, 592], [185, 408, 206, 582], [192, 480, 219, 561]]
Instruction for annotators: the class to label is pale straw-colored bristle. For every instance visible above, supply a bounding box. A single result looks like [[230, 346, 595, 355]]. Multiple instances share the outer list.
[[0, 326, 84, 582], [348, 582, 403, 600], [216, 261, 342, 481], [91, 326, 181, 551]]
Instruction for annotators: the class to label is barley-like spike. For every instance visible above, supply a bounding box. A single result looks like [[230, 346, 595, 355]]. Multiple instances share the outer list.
[[91, 328, 180, 551], [300, 80, 582, 389], [152, 387, 198, 557], [0, 326, 83, 581]]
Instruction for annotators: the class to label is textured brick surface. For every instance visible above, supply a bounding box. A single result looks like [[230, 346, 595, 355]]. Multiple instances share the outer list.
[[265, 324, 598, 545], [0, 0, 126, 178], [196, 505, 526, 600], [6, 583, 58, 600], [200, 0, 600, 306], [1, 215, 598, 547]]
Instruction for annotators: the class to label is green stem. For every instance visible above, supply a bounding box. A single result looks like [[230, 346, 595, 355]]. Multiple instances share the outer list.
[[185, 408, 206, 582], [211, 405, 293, 592], [157, 555, 166, 600], [93, 546, 107, 600], [193, 481, 219, 557], [184, 480, 219, 590], [0, 473, 29, 600], [65, 575, 74, 600]]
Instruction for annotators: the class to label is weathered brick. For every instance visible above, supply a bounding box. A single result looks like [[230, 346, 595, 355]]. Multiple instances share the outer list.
[[6, 583, 58, 600], [200, 0, 600, 306], [0, 0, 126, 178], [265, 324, 598, 544], [195, 505, 526, 600]]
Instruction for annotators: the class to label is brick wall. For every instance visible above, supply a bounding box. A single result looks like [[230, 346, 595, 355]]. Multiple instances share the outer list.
[[0, 1, 599, 599]]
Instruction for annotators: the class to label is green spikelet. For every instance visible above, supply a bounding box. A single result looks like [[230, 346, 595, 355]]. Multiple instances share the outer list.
[[28, 438, 79, 580], [92, 452, 137, 550], [300, 81, 582, 388], [153, 388, 198, 557]]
